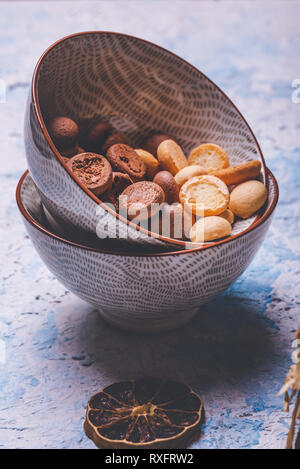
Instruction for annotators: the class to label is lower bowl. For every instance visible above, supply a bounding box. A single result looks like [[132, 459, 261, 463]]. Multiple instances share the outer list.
[[16, 169, 278, 332]]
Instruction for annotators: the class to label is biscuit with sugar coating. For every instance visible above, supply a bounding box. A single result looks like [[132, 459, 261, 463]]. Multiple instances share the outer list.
[[229, 180, 267, 219]]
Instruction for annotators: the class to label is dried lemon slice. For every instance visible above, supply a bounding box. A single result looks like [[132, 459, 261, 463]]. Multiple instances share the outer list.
[[84, 378, 203, 449], [179, 175, 229, 216], [188, 143, 229, 173]]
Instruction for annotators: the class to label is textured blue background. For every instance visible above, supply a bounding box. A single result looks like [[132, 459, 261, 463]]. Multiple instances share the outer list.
[[0, 0, 300, 449]]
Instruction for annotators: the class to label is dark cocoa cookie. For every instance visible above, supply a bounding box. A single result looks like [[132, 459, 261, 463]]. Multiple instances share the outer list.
[[102, 172, 133, 211], [86, 122, 111, 152], [153, 170, 179, 204], [102, 132, 128, 155], [106, 144, 146, 181], [142, 133, 176, 158], [119, 181, 165, 221], [48, 116, 79, 150], [67, 152, 112, 195]]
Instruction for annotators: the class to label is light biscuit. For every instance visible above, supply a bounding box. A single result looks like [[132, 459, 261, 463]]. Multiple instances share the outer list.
[[179, 175, 229, 216], [157, 140, 187, 176], [218, 208, 234, 224], [135, 149, 160, 179], [188, 143, 229, 173], [213, 160, 261, 185], [229, 180, 267, 219], [189, 216, 232, 242], [174, 165, 207, 188]]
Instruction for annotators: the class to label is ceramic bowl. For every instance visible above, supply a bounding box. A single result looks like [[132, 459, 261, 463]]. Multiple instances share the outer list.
[[16, 169, 278, 332], [25, 31, 267, 251]]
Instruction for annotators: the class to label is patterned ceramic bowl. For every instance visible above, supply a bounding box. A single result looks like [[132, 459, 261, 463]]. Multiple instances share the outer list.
[[16, 169, 278, 332], [25, 31, 267, 251]]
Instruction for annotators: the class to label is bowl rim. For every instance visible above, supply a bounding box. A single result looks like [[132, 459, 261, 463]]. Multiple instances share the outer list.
[[31, 30, 269, 250], [16, 169, 278, 257]]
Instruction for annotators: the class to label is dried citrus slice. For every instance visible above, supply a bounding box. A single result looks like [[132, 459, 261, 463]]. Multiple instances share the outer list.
[[179, 175, 229, 216], [84, 378, 203, 449], [188, 143, 229, 173]]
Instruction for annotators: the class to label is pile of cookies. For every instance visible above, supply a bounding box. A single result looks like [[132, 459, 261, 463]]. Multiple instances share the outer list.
[[47, 116, 267, 243]]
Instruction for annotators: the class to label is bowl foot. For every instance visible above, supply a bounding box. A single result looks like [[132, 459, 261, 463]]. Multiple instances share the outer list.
[[97, 306, 200, 333]]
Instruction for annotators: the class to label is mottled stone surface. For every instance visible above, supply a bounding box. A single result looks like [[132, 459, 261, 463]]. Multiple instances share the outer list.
[[0, 0, 299, 449]]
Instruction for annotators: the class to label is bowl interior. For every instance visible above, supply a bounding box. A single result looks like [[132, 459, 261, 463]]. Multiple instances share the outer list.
[[18, 169, 277, 256], [36, 32, 266, 170]]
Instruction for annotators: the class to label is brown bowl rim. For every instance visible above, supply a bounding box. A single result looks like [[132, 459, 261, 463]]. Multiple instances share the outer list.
[[16, 169, 278, 257], [31, 30, 268, 250]]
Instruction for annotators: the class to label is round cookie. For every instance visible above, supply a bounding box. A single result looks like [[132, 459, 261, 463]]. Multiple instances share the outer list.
[[48, 116, 79, 150], [119, 181, 165, 221], [179, 175, 229, 216], [229, 180, 267, 219], [188, 143, 229, 173], [153, 171, 179, 204], [106, 144, 146, 181], [189, 216, 232, 242], [67, 152, 112, 196], [157, 140, 187, 176], [175, 165, 207, 188]]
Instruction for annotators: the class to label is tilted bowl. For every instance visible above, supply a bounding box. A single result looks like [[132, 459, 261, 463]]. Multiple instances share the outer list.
[[16, 169, 278, 332], [25, 31, 267, 251]]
